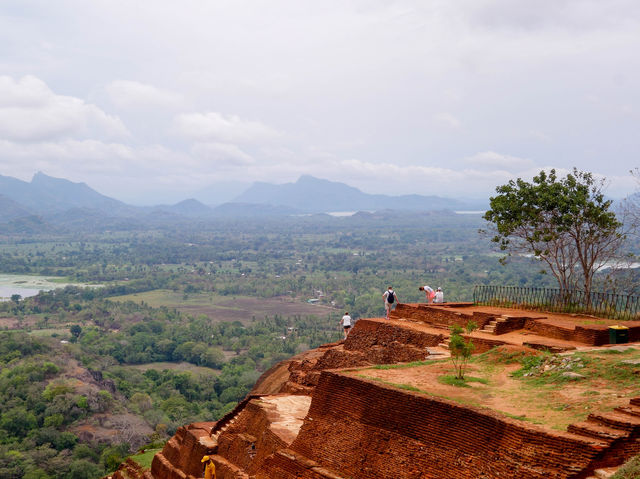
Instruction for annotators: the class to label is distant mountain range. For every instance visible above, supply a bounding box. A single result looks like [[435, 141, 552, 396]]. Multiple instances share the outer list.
[[233, 175, 474, 213], [0, 172, 485, 231], [0, 172, 136, 215]]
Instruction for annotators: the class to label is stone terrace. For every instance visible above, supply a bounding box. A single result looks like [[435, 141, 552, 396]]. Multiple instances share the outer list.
[[139, 303, 640, 479], [392, 302, 640, 352]]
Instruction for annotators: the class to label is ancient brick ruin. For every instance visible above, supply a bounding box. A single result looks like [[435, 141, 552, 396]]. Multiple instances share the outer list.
[[111, 303, 640, 479]]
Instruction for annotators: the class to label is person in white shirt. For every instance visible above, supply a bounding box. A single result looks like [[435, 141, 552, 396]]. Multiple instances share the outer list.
[[433, 287, 444, 303], [382, 287, 398, 320], [341, 312, 353, 339]]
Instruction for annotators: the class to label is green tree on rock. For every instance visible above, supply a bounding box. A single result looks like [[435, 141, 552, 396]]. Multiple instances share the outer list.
[[484, 168, 625, 298]]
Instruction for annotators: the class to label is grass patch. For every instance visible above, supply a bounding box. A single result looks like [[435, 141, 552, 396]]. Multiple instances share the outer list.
[[581, 390, 600, 396], [438, 375, 489, 388], [129, 448, 162, 469], [513, 348, 640, 389], [476, 346, 540, 365], [596, 347, 636, 355], [502, 412, 538, 423], [120, 362, 221, 376], [511, 354, 548, 378], [370, 360, 434, 370], [612, 453, 640, 479], [29, 328, 70, 337]]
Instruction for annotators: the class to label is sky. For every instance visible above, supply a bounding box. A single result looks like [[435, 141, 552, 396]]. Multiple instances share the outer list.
[[0, 0, 639, 205]]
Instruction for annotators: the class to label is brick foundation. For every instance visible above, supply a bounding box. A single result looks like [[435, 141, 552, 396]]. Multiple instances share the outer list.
[[289, 372, 605, 479], [392, 303, 496, 330], [135, 304, 640, 479]]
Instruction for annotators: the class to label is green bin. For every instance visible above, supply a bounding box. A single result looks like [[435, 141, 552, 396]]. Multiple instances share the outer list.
[[609, 326, 629, 344]]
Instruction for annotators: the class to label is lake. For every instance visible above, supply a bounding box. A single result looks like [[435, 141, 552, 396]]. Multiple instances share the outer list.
[[0, 274, 100, 301]]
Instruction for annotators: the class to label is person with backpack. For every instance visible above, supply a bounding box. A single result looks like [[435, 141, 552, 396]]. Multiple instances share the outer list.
[[382, 286, 398, 320]]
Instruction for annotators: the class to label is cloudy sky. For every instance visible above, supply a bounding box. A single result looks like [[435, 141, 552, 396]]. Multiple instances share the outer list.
[[0, 0, 638, 204]]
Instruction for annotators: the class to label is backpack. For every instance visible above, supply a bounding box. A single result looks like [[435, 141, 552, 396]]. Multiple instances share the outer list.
[[387, 291, 394, 303]]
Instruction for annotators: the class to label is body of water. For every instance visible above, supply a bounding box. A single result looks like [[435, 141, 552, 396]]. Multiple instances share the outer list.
[[0, 274, 101, 301], [0, 286, 42, 300]]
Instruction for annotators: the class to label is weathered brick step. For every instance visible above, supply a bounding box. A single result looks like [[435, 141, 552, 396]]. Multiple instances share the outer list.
[[567, 421, 629, 442], [274, 449, 347, 479], [614, 404, 640, 418], [588, 411, 640, 431], [480, 317, 508, 334], [212, 417, 237, 439], [589, 466, 620, 478], [211, 454, 250, 478]]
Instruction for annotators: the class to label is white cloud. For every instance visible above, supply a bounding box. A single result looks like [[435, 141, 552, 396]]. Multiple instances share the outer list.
[[0, 75, 51, 107], [173, 112, 281, 144], [1, 1, 639, 202], [463, 151, 534, 171], [0, 75, 128, 142], [0, 139, 197, 177], [106, 80, 184, 110]]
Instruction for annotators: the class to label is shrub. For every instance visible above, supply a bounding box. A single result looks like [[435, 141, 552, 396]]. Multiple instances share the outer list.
[[448, 321, 477, 380]]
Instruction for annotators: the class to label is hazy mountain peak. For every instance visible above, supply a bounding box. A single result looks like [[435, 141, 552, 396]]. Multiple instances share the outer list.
[[233, 175, 468, 213]]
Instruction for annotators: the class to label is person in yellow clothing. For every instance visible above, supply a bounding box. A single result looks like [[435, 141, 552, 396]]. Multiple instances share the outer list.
[[201, 455, 216, 479]]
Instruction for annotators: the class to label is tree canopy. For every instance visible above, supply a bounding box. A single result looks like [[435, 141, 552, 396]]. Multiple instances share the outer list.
[[484, 168, 624, 297]]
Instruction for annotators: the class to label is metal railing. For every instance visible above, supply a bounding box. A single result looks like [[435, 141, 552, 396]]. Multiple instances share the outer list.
[[473, 285, 640, 321]]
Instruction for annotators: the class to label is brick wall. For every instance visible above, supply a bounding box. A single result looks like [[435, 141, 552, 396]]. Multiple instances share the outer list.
[[216, 400, 287, 475], [344, 318, 443, 352], [524, 320, 610, 346], [392, 303, 495, 329], [150, 422, 216, 479], [289, 372, 603, 479], [464, 335, 508, 353], [494, 317, 527, 335], [257, 449, 345, 479]]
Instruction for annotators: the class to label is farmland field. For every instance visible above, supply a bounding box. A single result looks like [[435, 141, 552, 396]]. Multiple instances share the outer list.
[[121, 361, 221, 376], [108, 289, 337, 323]]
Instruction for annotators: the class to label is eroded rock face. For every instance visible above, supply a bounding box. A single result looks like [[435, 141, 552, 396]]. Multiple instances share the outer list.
[[120, 308, 640, 479], [147, 422, 216, 479]]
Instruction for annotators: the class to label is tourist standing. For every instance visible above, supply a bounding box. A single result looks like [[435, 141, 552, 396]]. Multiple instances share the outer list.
[[382, 286, 398, 320], [201, 456, 216, 479], [341, 312, 353, 339]]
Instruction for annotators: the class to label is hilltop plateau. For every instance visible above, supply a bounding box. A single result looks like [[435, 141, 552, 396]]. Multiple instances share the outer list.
[[113, 303, 640, 479]]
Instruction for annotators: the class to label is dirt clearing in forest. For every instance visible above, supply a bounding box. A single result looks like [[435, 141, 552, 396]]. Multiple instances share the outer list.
[[108, 290, 337, 324]]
